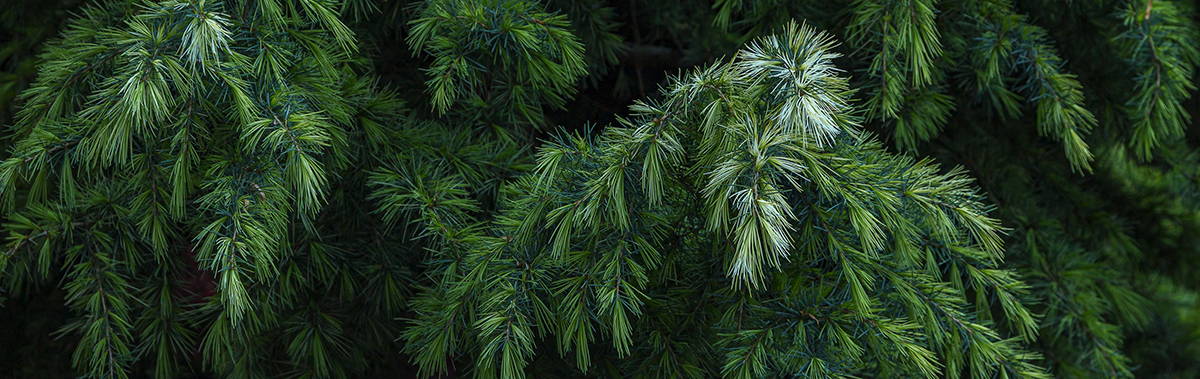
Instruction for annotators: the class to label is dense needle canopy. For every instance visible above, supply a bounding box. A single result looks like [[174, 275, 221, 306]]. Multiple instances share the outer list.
[[0, 0, 1198, 378]]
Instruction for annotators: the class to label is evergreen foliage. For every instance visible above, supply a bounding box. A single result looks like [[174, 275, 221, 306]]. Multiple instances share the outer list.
[[406, 0, 587, 128], [395, 23, 1045, 378], [0, 0, 1199, 378]]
